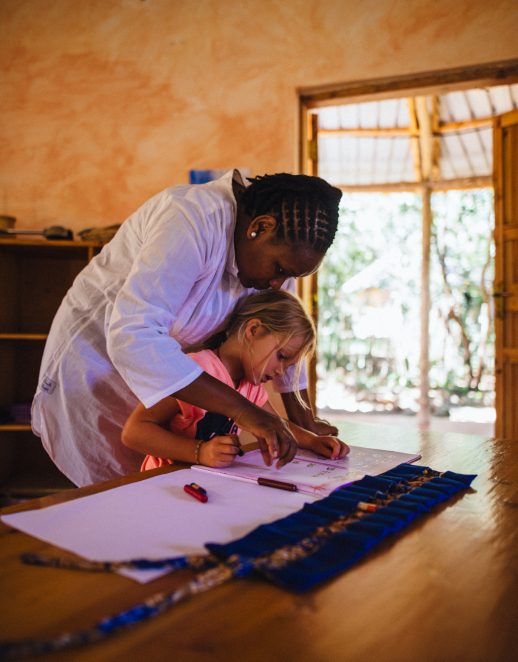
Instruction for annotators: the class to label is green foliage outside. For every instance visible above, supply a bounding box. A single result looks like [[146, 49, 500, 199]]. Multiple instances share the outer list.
[[317, 189, 494, 414]]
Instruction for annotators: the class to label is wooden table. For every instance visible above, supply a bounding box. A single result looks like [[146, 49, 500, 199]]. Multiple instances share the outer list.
[[1, 423, 518, 662]]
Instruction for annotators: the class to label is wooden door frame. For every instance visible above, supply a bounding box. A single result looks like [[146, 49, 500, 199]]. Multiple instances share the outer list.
[[493, 108, 518, 438], [297, 58, 518, 413]]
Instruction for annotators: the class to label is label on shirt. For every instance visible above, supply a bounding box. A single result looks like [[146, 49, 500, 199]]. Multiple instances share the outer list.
[[40, 376, 57, 395]]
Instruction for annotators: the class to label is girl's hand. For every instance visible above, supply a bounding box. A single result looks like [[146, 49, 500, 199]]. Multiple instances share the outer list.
[[309, 435, 349, 461], [199, 434, 242, 468]]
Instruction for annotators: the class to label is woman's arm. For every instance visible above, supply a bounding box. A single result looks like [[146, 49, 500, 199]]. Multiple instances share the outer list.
[[281, 389, 339, 436], [173, 372, 298, 468], [121, 396, 243, 468], [263, 399, 349, 460]]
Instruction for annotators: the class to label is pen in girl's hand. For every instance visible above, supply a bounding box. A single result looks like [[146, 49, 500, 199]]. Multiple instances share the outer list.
[[215, 428, 244, 456]]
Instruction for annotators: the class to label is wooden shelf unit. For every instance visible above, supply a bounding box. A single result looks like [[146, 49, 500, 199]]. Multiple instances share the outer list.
[[0, 238, 104, 495]]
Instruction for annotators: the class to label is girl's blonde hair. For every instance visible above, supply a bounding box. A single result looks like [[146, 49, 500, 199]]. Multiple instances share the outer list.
[[191, 290, 316, 408]]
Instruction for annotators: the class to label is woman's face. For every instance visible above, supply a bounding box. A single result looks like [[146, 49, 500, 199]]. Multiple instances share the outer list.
[[235, 216, 324, 291]]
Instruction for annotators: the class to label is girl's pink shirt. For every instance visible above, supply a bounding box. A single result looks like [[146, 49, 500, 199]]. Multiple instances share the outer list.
[[141, 350, 268, 471]]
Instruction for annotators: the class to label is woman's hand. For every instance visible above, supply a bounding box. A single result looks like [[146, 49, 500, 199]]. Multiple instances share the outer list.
[[198, 434, 242, 468], [309, 435, 349, 461], [232, 405, 298, 469]]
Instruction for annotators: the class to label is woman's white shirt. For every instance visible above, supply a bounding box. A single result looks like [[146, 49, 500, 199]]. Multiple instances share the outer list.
[[32, 171, 307, 486]]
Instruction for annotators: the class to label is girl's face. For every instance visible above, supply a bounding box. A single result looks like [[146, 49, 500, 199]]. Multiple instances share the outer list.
[[243, 323, 305, 385]]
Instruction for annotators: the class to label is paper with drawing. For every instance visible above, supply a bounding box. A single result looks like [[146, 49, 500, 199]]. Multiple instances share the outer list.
[[193, 445, 421, 496]]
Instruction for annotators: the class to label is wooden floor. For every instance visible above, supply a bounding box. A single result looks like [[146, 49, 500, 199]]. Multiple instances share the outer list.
[[1, 422, 518, 662]]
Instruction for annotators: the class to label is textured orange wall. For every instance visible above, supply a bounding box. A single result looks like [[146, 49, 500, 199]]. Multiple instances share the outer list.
[[1, 0, 518, 232]]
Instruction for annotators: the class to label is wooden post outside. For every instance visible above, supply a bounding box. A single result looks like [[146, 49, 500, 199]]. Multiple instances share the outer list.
[[418, 184, 432, 429], [415, 97, 433, 181], [407, 98, 422, 183], [413, 96, 434, 430]]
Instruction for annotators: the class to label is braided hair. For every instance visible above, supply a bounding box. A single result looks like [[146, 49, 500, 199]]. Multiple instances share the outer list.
[[240, 173, 342, 253]]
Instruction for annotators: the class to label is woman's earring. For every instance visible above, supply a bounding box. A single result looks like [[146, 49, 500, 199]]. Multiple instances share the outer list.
[[250, 231, 257, 238]]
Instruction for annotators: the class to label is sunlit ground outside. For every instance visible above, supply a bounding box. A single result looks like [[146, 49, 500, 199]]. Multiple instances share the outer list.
[[317, 189, 495, 437]]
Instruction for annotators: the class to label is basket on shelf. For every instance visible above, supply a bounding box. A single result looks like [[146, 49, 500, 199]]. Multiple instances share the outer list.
[[78, 225, 120, 243]]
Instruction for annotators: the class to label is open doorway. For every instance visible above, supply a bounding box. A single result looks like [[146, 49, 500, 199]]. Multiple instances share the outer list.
[[298, 62, 518, 437], [317, 186, 495, 436]]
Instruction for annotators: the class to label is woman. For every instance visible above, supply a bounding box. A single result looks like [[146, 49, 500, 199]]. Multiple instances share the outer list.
[[32, 170, 342, 486]]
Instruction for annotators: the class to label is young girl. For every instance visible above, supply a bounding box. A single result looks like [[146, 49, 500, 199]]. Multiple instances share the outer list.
[[122, 290, 349, 470]]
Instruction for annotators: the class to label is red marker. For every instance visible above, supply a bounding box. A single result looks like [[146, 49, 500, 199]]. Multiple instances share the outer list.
[[184, 483, 208, 503]]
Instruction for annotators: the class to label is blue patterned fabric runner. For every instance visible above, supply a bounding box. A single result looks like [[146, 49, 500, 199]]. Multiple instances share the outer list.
[[206, 463, 476, 592]]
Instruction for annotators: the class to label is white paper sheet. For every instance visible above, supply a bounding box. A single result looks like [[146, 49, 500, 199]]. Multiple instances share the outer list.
[[193, 446, 421, 496], [1, 468, 314, 584]]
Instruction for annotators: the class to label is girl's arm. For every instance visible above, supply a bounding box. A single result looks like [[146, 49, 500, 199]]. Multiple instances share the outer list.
[[173, 372, 297, 468], [262, 400, 349, 460], [121, 397, 242, 468]]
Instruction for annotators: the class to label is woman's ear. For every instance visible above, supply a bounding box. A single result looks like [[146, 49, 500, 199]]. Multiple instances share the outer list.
[[247, 215, 277, 241], [244, 318, 263, 340]]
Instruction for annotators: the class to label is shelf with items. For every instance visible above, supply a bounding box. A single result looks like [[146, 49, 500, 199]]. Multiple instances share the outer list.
[[0, 237, 103, 258], [0, 238, 105, 496]]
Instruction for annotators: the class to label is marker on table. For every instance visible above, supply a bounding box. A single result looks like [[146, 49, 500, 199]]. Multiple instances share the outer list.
[[215, 428, 244, 456], [184, 483, 208, 503], [257, 477, 298, 492]]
